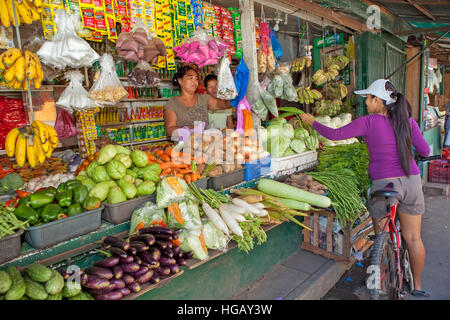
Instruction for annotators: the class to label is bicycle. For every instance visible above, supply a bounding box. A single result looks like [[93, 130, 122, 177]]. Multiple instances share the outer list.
[[366, 155, 440, 300]]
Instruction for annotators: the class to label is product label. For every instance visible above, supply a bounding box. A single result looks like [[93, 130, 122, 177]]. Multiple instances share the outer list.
[[81, 6, 96, 29], [94, 9, 107, 33]]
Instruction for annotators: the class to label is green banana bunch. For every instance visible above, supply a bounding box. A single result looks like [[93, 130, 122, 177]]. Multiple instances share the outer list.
[[314, 99, 343, 116], [297, 86, 323, 104]]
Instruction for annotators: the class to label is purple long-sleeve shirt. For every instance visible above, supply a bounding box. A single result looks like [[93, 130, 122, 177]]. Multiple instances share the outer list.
[[312, 114, 430, 181]]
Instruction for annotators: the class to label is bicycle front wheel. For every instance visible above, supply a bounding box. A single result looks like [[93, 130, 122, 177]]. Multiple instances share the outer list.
[[368, 232, 398, 300]]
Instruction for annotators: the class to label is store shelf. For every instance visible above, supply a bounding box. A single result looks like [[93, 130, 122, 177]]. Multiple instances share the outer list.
[[97, 119, 164, 128], [120, 97, 171, 102], [120, 137, 170, 147]]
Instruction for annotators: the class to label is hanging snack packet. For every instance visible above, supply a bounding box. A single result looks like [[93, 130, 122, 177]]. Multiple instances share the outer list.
[[56, 70, 98, 112], [88, 53, 127, 104], [217, 55, 238, 100]]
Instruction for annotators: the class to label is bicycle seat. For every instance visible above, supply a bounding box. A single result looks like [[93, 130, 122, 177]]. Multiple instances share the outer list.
[[370, 183, 400, 198]]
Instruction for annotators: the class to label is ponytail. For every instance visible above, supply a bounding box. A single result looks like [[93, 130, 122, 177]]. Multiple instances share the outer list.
[[384, 81, 413, 176]]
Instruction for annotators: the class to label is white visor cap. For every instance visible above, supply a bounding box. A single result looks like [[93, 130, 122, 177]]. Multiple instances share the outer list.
[[354, 79, 396, 105]]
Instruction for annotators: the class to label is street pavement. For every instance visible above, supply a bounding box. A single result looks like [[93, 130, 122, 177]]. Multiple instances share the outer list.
[[323, 194, 450, 300]]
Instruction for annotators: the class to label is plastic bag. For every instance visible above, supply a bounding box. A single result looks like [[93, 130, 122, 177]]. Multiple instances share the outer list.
[[37, 9, 99, 69], [56, 70, 97, 112], [178, 228, 209, 260], [88, 53, 127, 104], [129, 201, 167, 235], [166, 200, 202, 230], [268, 75, 284, 97], [217, 56, 238, 100], [156, 176, 192, 208], [260, 87, 278, 117], [230, 58, 249, 108], [127, 61, 161, 87], [269, 24, 283, 59], [54, 110, 78, 139], [201, 218, 229, 251], [280, 73, 298, 102]]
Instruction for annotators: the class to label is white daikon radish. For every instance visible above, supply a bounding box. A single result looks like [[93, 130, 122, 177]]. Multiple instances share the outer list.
[[202, 201, 230, 236], [231, 198, 261, 215], [219, 204, 243, 237]]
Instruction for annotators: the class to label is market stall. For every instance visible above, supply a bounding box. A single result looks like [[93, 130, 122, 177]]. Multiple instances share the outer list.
[[0, 0, 375, 301]]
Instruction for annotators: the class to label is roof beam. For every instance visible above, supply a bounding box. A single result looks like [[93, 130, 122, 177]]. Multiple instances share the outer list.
[[405, 0, 436, 20], [378, 0, 450, 4], [395, 25, 450, 36]]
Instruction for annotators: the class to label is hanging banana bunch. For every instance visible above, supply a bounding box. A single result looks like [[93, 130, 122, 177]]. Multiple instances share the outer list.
[[0, 0, 42, 27], [5, 120, 58, 168], [312, 55, 350, 86], [296, 86, 323, 105], [291, 56, 312, 73], [0, 48, 43, 89]]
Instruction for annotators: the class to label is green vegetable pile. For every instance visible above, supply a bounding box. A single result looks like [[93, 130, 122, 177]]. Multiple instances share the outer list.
[[306, 170, 367, 228], [0, 173, 24, 195], [316, 142, 370, 196], [231, 216, 267, 254], [0, 202, 28, 238]]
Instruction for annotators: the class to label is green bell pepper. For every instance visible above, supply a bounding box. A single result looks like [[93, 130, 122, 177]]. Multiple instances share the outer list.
[[73, 185, 88, 204], [41, 204, 63, 223], [44, 187, 58, 197], [18, 195, 31, 207], [14, 203, 39, 225], [56, 190, 73, 208], [30, 190, 55, 209], [65, 180, 82, 191], [57, 182, 67, 193], [67, 203, 83, 216]]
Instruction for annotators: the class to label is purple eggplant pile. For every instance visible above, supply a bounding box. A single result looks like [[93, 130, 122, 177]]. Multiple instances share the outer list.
[[83, 227, 193, 300]]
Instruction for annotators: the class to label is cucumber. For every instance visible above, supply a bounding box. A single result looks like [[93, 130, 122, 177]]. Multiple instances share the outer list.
[[45, 270, 65, 295], [25, 264, 53, 283], [0, 270, 12, 294], [25, 277, 48, 300], [47, 292, 63, 300], [5, 266, 26, 300], [61, 280, 82, 298]]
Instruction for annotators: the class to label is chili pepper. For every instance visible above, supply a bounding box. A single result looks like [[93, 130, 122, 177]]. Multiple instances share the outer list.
[[5, 197, 18, 209], [41, 204, 63, 223], [16, 190, 30, 198], [56, 190, 73, 208]]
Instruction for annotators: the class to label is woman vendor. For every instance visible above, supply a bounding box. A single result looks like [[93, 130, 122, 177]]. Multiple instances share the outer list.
[[204, 74, 234, 131], [164, 66, 211, 137]]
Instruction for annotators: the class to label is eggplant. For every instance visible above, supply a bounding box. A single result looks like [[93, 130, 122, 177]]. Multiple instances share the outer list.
[[138, 226, 173, 235], [89, 286, 115, 296], [130, 241, 149, 252], [110, 278, 126, 289], [172, 246, 181, 256], [150, 272, 160, 284], [59, 270, 70, 280], [166, 241, 173, 249], [109, 247, 128, 258], [177, 252, 184, 259], [94, 257, 119, 268], [156, 266, 170, 277], [127, 282, 141, 293], [162, 248, 174, 258], [129, 234, 156, 246], [141, 260, 160, 269], [159, 257, 176, 266], [85, 266, 114, 280], [136, 270, 154, 284], [139, 252, 158, 265], [131, 266, 148, 278], [103, 236, 130, 251], [112, 266, 123, 279], [84, 275, 110, 290], [134, 255, 142, 265], [148, 247, 161, 261], [122, 274, 134, 285], [95, 290, 123, 300], [169, 264, 180, 274], [176, 258, 187, 267], [155, 240, 168, 250], [127, 247, 138, 256], [81, 273, 89, 286], [116, 287, 131, 297], [119, 256, 134, 264], [183, 251, 194, 259], [153, 233, 173, 241], [120, 262, 140, 273], [172, 233, 179, 240]]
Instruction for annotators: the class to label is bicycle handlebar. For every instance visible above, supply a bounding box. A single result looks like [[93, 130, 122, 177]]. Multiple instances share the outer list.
[[414, 155, 441, 162]]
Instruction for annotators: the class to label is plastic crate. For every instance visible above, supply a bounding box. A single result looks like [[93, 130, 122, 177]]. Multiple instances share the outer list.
[[428, 159, 449, 184], [207, 168, 245, 190], [270, 151, 318, 173], [192, 177, 208, 190], [102, 194, 156, 224], [242, 156, 272, 181], [0, 229, 24, 265], [24, 206, 103, 249]]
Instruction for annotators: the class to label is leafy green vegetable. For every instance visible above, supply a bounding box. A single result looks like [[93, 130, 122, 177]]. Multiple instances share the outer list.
[[290, 139, 306, 154], [231, 216, 267, 254], [0, 173, 23, 192]]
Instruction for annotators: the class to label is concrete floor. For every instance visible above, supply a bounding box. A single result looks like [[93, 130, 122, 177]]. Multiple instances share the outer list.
[[323, 194, 450, 300]]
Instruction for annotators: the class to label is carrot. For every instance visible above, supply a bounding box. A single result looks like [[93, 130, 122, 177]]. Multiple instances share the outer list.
[[172, 163, 188, 169], [184, 173, 192, 184], [179, 169, 190, 174], [164, 147, 174, 157], [159, 162, 173, 170], [166, 176, 183, 195], [160, 154, 170, 162], [156, 160, 163, 164], [176, 173, 185, 179], [168, 203, 184, 225], [154, 149, 164, 156]]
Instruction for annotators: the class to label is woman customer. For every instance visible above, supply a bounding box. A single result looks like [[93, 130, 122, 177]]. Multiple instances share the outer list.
[[300, 79, 431, 298], [204, 74, 234, 131], [164, 66, 210, 137]]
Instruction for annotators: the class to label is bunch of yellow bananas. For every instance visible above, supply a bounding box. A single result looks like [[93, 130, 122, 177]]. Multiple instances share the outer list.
[[291, 56, 312, 72], [0, 0, 42, 28], [4, 120, 58, 168], [0, 48, 43, 89], [297, 86, 323, 104]]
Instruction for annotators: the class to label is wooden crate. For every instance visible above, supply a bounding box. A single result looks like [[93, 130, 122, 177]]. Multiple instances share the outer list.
[[301, 209, 374, 264]]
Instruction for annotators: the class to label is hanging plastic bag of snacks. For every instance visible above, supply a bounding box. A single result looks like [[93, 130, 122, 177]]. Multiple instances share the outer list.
[[260, 86, 278, 118], [37, 9, 99, 69], [128, 61, 161, 87], [56, 70, 98, 112], [88, 53, 127, 104], [216, 55, 238, 100]]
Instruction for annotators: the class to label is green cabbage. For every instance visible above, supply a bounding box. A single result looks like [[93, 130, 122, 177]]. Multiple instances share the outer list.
[[202, 219, 229, 251], [106, 159, 127, 180], [283, 147, 296, 157], [178, 228, 208, 260], [283, 123, 294, 140], [92, 166, 111, 183], [294, 128, 309, 140], [290, 139, 306, 154], [97, 144, 117, 165], [114, 153, 132, 169], [166, 200, 201, 230], [130, 150, 148, 168]]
